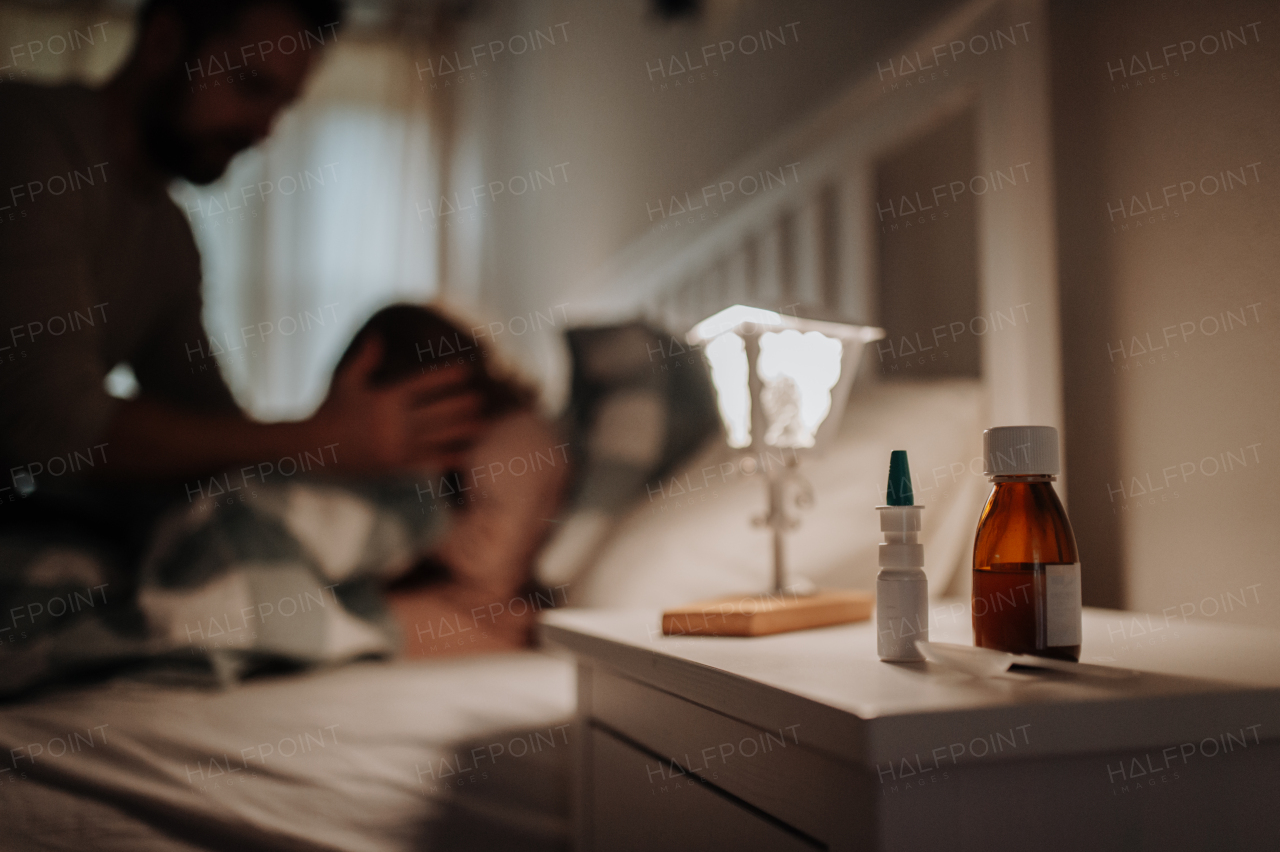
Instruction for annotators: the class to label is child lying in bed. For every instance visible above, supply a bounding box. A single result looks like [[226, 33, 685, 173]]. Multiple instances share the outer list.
[[0, 304, 567, 696], [333, 305, 572, 658]]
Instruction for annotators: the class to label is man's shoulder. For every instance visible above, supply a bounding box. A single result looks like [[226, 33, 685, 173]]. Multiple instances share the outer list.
[[0, 82, 97, 126], [0, 83, 101, 168]]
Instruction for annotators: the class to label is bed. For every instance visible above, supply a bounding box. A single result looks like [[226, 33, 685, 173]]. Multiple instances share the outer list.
[[0, 652, 575, 852], [0, 377, 989, 852]]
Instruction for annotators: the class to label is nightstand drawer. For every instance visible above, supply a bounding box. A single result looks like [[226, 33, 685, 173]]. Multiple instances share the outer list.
[[588, 726, 821, 851], [590, 667, 869, 846]]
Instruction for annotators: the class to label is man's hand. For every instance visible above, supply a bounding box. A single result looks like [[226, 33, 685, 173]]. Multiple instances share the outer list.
[[98, 336, 488, 481], [310, 336, 486, 473]]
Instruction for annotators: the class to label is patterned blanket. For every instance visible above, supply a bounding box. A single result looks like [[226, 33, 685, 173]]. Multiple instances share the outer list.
[[0, 478, 446, 698]]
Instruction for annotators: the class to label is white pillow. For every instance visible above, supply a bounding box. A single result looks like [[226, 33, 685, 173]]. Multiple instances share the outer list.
[[572, 378, 989, 609]]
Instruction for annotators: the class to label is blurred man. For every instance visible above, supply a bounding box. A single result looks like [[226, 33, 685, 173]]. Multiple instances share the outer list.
[[0, 1, 571, 689], [0, 0, 482, 499]]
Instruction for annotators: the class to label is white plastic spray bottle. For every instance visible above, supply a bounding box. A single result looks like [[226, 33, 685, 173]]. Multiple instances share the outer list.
[[877, 450, 929, 661]]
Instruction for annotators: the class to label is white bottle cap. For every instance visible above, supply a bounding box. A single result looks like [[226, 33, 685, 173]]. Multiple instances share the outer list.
[[876, 505, 925, 568], [983, 425, 1060, 476]]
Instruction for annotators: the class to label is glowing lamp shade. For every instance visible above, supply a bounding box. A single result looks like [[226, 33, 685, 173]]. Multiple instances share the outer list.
[[689, 305, 884, 453], [758, 329, 844, 448], [704, 332, 752, 447]]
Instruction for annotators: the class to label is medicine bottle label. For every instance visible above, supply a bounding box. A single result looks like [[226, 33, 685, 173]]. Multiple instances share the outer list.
[[1046, 563, 1082, 646]]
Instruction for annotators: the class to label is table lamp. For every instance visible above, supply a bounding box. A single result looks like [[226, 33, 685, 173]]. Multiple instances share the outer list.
[[661, 305, 886, 637]]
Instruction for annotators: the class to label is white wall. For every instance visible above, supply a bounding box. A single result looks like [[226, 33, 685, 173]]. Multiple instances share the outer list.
[[456, 0, 1280, 628], [1052, 0, 1280, 625], [439, 0, 959, 398]]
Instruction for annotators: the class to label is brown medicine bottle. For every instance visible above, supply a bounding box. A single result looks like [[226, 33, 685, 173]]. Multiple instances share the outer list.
[[972, 426, 1082, 661]]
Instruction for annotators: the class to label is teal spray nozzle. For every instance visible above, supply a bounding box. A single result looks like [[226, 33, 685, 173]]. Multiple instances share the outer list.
[[886, 449, 914, 506]]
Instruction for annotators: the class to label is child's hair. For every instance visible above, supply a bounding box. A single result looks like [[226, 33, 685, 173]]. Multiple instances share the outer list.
[[335, 303, 536, 417]]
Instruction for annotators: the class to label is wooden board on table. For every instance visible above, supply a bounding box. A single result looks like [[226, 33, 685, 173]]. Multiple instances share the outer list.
[[662, 590, 873, 637]]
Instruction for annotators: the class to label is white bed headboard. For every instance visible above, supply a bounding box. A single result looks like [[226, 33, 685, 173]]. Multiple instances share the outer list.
[[572, 0, 1062, 459]]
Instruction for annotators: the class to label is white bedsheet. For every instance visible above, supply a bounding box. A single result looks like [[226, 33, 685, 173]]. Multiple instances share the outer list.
[[0, 652, 575, 852]]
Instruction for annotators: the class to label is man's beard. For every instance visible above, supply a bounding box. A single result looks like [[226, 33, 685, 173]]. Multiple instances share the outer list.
[[138, 73, 253, 186]]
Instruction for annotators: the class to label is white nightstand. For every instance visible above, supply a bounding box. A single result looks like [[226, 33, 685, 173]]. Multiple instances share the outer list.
[[540, 605, 1280, 852]]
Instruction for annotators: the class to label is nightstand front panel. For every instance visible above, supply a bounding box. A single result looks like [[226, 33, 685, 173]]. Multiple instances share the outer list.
[[588, 726, 822, 852], [591, 667, 871, 847]]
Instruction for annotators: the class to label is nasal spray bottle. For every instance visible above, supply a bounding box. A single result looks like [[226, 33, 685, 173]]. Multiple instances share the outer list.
[[877, 451, 928, 661]]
